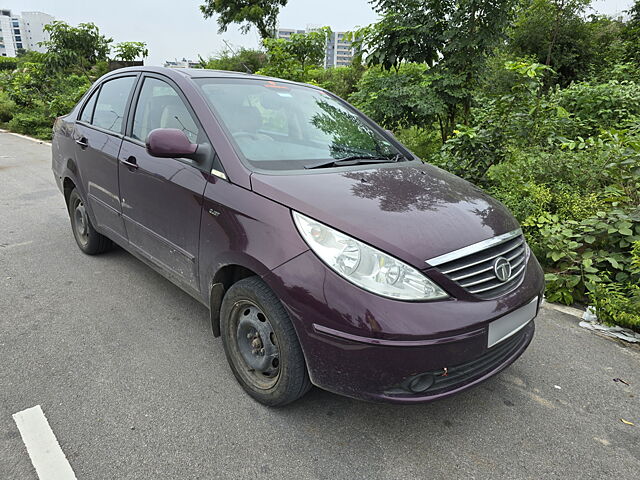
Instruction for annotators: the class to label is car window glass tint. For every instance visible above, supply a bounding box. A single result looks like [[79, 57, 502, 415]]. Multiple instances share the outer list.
[[92, 76, 136, 133], [132, 77, 199, 143], [79, 89, 98, 123]]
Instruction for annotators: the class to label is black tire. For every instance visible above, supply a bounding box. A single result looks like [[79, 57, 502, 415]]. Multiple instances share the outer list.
[[68, 189, 112, 255], [220, 276, 311, 406]]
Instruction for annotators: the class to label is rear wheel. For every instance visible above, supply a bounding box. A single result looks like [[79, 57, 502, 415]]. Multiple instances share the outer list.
[[220, 276, 311, 406], [68, 189, 111, 255]]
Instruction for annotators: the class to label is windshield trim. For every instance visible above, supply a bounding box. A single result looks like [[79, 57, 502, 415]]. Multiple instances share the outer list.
[[191, 76, 416, 174]]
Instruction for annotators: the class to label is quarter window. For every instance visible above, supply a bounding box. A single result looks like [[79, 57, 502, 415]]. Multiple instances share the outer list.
[[79, 89, 99, 123], [92, 76, 136, 133], [132, 77, 199, 143]]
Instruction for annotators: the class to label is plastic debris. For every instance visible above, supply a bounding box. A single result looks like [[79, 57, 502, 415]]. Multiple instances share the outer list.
[[582, 306, 598, 323], [613, 378, 630, 386], [554, 385, 562, 390], [579, 307, 640, 343], [620, 419, 635, 426]]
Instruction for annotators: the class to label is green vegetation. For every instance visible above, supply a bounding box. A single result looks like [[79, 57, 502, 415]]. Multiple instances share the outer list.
[[199, 0, 288, 39], [199, 47, 268, 73], [0, 22, 146, 139], [1, 0, 638, 328]]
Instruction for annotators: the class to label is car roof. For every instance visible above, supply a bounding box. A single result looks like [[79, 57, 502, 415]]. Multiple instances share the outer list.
[[102, 65, 311, 88]]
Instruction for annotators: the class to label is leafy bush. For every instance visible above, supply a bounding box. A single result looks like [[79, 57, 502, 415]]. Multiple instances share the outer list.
[[588, 282, 640, 331], [526, 208, 640, 305], [307, 65, 364, 99], [0, 90, 15, 123], [393, 126, 441, 159], [200, 47, 267, 73], [0, 57, 18, 71], [553, 80, 640, 136], [349, 64, 442, 131]]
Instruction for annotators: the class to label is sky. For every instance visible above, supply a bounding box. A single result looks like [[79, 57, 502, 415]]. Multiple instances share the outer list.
[[3, 0, 635, 66]]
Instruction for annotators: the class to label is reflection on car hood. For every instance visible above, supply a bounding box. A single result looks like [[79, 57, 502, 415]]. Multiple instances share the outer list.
[[250, 161, 519, 269]]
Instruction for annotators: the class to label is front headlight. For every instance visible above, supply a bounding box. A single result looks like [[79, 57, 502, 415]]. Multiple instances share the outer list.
[[293, 211, 448, 301]]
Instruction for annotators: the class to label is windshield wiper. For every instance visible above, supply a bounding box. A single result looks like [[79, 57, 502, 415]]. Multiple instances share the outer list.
[[304, 154, 404, 170]]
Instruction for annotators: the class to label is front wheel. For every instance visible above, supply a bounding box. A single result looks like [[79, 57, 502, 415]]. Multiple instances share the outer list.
[[220, 276, 311, 406], [68, 189, 112, 255]]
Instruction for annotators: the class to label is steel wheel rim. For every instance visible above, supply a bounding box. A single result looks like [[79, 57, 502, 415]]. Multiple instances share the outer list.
[[229, 300, 280, 390], [73, 200, 89, 246]]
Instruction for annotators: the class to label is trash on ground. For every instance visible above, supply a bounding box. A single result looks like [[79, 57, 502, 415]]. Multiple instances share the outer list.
[[579, 307, 640, 343], [554, 385, 562, 390], [613, 378, 630, 386], [620, 419, 635, 426]]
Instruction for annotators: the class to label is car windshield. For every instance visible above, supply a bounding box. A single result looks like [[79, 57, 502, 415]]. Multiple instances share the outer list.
[[194, 77, 402, 171]]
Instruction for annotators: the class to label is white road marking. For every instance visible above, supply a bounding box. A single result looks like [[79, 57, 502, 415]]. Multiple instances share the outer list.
[[0, 240, 34, 249], [12, 405, 77, 480]]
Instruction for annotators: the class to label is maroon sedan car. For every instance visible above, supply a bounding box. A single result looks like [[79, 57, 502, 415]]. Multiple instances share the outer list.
[[52, 67, 544, 406]]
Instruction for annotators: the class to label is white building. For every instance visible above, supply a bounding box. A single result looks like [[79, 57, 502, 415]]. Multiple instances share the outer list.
[[0, 9, 54, 57], [276, 27, 358, 68]]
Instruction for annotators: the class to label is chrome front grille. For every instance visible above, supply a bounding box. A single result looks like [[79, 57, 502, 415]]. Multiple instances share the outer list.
[[427, 229, 528, 299]]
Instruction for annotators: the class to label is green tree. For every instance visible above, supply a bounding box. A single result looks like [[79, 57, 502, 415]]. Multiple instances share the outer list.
[[349, 64, 441, 131], [354, 0, 516, 142], [113, 41, 149, 62], [259, 28, 331, 81], [624, 0, 640, 63], [200, 0, 288, 39], [39, 21, 112, 73], [200, 47, 267, 73], [508, 0, 593, 86]]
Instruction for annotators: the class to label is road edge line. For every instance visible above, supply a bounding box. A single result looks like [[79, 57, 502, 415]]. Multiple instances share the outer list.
[[12, 405, 77, 480], [0, 128, 52, 146]]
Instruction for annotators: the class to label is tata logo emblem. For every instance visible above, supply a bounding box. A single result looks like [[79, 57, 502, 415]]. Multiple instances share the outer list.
[[494, 257, 512, 282]]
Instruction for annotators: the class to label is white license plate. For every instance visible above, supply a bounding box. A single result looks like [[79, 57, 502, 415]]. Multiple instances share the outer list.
[[488, 297, 538, 348]]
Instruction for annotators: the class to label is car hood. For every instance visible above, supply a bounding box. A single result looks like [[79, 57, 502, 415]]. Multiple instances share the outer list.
[[250, 161, 519, 269]]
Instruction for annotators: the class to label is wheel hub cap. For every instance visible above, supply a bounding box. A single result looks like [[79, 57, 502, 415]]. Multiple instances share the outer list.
[[235, 305, 279, 377]]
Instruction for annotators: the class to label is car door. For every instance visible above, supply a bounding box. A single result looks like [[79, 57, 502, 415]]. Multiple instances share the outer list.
[[117, 74, 213, 291], [74, 74, 138, 243]]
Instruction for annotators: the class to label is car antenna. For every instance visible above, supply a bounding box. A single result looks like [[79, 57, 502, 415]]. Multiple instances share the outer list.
[[223, 40, 253, 74]]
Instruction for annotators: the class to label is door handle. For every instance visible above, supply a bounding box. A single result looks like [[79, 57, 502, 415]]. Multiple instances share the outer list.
[[121, 156, 138, 169], [75, 137, 88, 148]]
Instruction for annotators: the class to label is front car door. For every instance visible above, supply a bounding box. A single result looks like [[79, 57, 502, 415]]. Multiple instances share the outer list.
[[117, 74, 213, 292], [74, 75, 138, 244]]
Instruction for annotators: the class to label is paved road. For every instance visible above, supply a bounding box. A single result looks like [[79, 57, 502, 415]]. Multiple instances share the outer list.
[[1, 130, 639, 479]]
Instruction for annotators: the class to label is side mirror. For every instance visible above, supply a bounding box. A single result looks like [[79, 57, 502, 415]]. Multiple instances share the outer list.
[[146, 128, 198, 158]]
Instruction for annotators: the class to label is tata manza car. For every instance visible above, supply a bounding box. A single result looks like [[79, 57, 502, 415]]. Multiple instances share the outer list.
[[51, 67, 544, 406]]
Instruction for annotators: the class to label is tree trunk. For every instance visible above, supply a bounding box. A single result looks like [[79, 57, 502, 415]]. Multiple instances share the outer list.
[[545, 0, 565, 67]]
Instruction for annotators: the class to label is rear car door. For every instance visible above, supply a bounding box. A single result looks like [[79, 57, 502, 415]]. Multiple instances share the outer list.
[[117, 74, 213, 291], [74, 74, 138, 243]]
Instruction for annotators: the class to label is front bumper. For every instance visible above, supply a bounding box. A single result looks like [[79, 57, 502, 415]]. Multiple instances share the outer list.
[[264, 249, 544, 404]]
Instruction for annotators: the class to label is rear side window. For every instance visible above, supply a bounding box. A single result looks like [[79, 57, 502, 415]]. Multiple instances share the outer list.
[[92, 76, 136, 133], [79, 89, 98, 123], [132, 77, 199, 143]]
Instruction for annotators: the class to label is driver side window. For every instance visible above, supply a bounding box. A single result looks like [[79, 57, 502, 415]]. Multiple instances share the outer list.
[[132, 77, 199, 143]]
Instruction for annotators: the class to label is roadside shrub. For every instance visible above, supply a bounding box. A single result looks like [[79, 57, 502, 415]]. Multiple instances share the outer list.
[[553, 80, 640, 137], [0, 90, 15, 123], [394, 126, 441, 159], [588, 282, 640, 331], [8, 108, 53, 139], [524, 208, 640, 307], [436, 125, 506, 184]]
